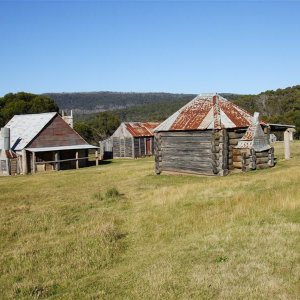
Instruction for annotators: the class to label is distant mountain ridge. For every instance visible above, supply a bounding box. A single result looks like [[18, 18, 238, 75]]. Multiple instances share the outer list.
[[44, 91, 241, 114], [45, 86, 300, 138], [44, 92, 196, 114]]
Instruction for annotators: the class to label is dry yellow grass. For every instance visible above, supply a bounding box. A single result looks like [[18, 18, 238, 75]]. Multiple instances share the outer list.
[[0, 141, 299, 299]]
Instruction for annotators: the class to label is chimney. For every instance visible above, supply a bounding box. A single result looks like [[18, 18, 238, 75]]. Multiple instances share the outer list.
[[0, 127, 10, 153], [213, 94, 221, 129], [62, 110, 74, 128], [253, 112, 260, 125]]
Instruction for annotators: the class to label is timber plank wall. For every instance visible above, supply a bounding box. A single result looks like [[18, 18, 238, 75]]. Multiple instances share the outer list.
[[155, 129, 250, 176], [113, 137, 133, 158], [113, 137, 154, 158], [28, 115, 87, 148], [155, 130, 228, 176]]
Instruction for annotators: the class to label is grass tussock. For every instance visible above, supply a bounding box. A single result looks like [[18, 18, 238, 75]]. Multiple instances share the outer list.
[[0, 141, 300, 299]]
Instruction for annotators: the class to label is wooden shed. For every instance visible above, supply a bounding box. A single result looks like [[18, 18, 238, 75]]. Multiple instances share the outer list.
[[154, 94, 274, 176], [4, 112, 99, 174], [112, 122, 160, 158]]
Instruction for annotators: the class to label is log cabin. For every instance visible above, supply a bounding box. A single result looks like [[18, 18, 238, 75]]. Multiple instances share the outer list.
[[154, 93, 275, 176], [1, 112, 98, 175], [112, 122, 160, 158]]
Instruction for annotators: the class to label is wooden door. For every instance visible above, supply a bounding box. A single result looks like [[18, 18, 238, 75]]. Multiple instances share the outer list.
[[146, 138, 151, 155]]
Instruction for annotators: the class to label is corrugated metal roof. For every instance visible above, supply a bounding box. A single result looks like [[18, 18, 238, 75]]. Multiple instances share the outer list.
[[154, 94, 254, 132], [236, 119, 271, 152], [26, 144, 98, 152], [5, 112, 57, 151], [124, 122, 160, 137]]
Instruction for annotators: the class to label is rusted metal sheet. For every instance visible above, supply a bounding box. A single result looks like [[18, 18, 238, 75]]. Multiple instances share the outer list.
[[155, 94, 256, 132], [125, 122, 160, 137]]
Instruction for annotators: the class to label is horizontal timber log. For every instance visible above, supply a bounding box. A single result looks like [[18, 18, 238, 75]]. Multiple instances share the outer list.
[[161, 141, 213, 148], [233, 156, 242, 162], [162, 149, 212, 156], [232, 149, 242, 155], [256, 157, 269, 164], [255, 152, 270, 158], [233, 161, 243, 168], [162, 160, 213, 168], [228, 132, 245, 139], [161, 166, 215, 175], [229, 138, 240, 145], [256, 163, 270, 170]]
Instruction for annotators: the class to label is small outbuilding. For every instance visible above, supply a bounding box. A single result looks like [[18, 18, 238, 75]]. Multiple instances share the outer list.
[[112, 122, 160, 158], [154, 93, 274, 176], [1, 112, 99, 175]]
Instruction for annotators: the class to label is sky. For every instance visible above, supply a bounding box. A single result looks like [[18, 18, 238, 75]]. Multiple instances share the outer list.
[[0, 0, 299, 96]]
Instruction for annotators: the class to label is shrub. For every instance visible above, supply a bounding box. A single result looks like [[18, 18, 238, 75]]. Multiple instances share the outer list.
[[105, 187, 120, 199]]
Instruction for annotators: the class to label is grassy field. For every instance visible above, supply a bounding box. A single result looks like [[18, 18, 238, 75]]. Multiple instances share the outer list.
[[0, 142, 300, 299]]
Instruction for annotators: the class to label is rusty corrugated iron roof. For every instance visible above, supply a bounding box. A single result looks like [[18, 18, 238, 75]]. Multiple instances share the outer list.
[[125, 122, 160, 137], [154, 94, 255, 132]]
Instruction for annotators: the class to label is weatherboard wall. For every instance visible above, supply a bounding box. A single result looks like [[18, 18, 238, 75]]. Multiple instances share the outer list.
[[27, 114, 87, 148]]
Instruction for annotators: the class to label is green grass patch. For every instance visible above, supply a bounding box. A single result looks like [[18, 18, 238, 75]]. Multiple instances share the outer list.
[[0, 142, 299, 299]]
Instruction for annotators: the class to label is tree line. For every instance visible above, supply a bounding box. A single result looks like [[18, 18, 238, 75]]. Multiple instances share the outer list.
[[0, 92, 59, 128], [1, 86, 299, 145]]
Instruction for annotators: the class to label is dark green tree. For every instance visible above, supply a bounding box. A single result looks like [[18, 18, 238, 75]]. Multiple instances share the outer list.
[[0, 92, 59, 127], [74, 112, 120, 144], [73, 122, 94, 143], [88, 111, 120, 141]]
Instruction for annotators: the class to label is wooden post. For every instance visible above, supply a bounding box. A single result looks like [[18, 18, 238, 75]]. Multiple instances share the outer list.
[[95, 150, 99, 166], [32, 152, 36, 174], [284, 129, 290, 159], [55, 151, 60, 171], [132, 138, 135, 158], [99, 141, 103, 160], [22, 149, 28, 174], [139, 138, 141, 157], [75, 151, 79, 169], [289, 129, 294, 141], [154, 133, 161, 174]]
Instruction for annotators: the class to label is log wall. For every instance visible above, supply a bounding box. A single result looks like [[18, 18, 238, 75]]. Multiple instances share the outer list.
[[212, 129, 229, 176], [227, 129, 247, 170], [232, 147, 274, 172], [155, 128, 274, 176]]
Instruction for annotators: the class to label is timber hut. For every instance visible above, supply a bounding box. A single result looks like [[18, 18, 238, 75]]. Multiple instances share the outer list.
[[112, 122, 160, 158], [154, 93, 274, 176], [2, 112, 99, 175]]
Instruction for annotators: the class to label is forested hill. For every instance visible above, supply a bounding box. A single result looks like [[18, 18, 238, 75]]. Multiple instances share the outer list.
[[44, 86, 300, 139], [44, 92, 198, 114], [232, 85, 300, 132]]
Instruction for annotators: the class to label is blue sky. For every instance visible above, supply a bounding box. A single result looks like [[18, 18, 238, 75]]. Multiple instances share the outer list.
[[0, 1, 299, 96]]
